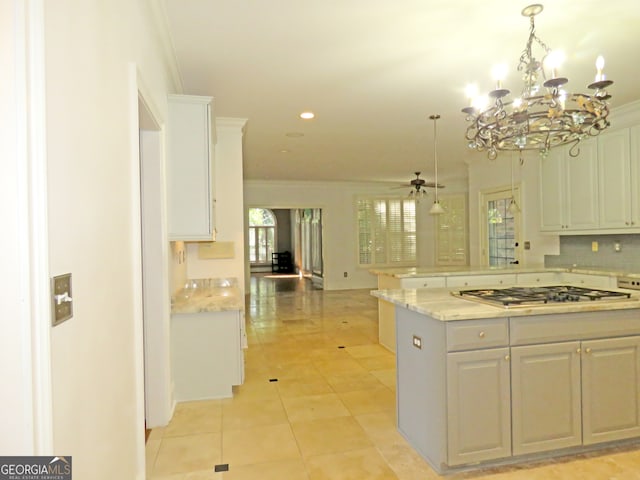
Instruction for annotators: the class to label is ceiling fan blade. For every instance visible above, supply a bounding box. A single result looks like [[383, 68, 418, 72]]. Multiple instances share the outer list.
[[424, 182, 445, 189]]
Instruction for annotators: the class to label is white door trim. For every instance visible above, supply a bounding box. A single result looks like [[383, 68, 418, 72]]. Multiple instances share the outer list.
[[17, 0, 54, 454], [129, 63, 173, 478]]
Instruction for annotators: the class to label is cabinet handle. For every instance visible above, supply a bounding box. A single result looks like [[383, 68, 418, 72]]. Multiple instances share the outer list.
[[478, 331, 486, 338], [504, 355, 510, 361], [585, 347, 592, 354], [576, 348, 581, 354]]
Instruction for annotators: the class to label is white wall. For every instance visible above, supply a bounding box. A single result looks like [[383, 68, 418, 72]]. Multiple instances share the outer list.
[[39, 1, 177, 478], [467, 153, 559, 265], [244, 179, 468, 290], [170, 241, 188, 294], [186, 118, 248, 293]]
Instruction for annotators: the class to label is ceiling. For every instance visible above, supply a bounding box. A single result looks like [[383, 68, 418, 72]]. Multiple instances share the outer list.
[[162, 0, 640, 187]]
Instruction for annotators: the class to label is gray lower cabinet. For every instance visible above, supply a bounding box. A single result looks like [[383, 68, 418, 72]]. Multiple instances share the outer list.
[[511, 342, 582, 455], [511, 336, 640, 454], [582, 336, 640, 444], [396, 307, 640, 473], [446, 348, 511, 466]]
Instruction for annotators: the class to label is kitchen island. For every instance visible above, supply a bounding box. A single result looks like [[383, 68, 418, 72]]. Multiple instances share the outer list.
[[372, 286, 640, 473]]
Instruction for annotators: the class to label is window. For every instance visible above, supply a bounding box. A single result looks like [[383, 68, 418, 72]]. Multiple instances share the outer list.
[[357, 197, 416, 267], [248, 208, 276, 265]]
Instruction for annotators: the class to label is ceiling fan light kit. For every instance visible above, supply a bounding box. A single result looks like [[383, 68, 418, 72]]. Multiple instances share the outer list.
[[462, 3, 613, 161]]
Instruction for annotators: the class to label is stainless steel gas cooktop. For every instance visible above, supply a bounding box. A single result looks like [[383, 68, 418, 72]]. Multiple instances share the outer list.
[[452, 285, 632, 308]]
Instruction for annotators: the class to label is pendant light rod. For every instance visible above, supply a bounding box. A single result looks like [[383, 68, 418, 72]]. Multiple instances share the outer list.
[[429, 114, 444, 215]]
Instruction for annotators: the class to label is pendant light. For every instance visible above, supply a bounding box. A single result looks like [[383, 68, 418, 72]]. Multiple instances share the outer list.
[[429, 114, 445, 215], [508, 154, 521, 214]]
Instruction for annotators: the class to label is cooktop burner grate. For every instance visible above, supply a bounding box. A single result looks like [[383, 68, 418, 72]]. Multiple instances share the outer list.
[[455, 285, 632, 307]]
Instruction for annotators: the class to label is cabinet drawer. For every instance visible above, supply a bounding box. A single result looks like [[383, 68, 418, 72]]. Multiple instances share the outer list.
[[447, 274, 517, 288], [516, 272, 561, 285], [447, 318, 509, 352], [400, 277, 446, 289]]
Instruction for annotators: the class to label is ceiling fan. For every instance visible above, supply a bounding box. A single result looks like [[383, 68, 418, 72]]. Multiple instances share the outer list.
[[396, 172, 445, 199]]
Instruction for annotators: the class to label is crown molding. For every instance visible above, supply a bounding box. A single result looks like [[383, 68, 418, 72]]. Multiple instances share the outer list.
[[610, 99, 640, 129], [145, 0, 183, 93], [216, 117, 248, 133]]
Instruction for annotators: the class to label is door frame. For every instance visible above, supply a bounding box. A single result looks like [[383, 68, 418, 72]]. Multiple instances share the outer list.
[[8, 0, 54, 453], [129, 65, 173, 475]]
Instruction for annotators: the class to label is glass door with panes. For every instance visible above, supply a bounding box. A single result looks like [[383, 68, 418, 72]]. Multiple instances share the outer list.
[[480, 187, 522, 266]]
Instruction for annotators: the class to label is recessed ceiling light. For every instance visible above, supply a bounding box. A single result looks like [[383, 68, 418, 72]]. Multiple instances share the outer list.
[[285, 132, 304, 137], [300, 112, 315, 119], [280, 149, 290, 153]]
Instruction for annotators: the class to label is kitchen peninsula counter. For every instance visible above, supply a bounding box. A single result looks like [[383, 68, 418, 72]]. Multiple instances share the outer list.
[[371, 265, 640, 279]]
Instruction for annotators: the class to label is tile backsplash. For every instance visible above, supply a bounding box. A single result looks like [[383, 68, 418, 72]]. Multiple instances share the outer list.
[[544, 234, 640, 273]]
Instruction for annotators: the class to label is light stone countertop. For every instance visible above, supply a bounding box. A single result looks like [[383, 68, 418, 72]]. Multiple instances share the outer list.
[[370, 265, 640, 279], [371, 286, 640, 321], [171, 278, 244, 314]]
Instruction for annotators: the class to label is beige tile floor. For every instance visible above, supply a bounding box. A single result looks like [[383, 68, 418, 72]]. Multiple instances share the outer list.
[[146, 280, 640, 479]]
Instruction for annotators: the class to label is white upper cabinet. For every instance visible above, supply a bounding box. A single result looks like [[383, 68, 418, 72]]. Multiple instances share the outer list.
[[540, 116, 640, 234], [540, 139, 599, 232], [539, 148, 565, 231], [598, 128, 633, 228], [633, 126, 640, 228], [166, 94, 217, 241]]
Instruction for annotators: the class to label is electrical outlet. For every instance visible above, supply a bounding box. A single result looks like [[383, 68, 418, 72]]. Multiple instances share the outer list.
[[592, 241, 599, 252], [412, 335, 422, 349]]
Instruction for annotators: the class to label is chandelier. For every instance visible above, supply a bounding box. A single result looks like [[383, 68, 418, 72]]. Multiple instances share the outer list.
[[462, 4, 613, 160]]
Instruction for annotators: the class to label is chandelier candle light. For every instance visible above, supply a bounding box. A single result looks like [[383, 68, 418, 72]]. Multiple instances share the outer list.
[[462, 4, 613, 160], [429, 114, 444, 215]]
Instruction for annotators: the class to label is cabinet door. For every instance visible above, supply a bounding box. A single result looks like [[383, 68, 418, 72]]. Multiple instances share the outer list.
[[167, 95, 215, 240], [511, 342, 582, 455], [447, 348, 511, 466], [582, 336, 640, 445], [539, 149, 565, 231], [565, 139, 599, 230], [598, 129, 632, 229]]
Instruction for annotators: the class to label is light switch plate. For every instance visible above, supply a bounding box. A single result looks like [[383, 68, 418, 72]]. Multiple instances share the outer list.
[[51, 273, 73, 326]]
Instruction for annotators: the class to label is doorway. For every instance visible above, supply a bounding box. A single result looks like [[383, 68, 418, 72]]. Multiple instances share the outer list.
[[247, 207, 324, 286], [137, 93, 172, 432], [479, 186, 522, 266]]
